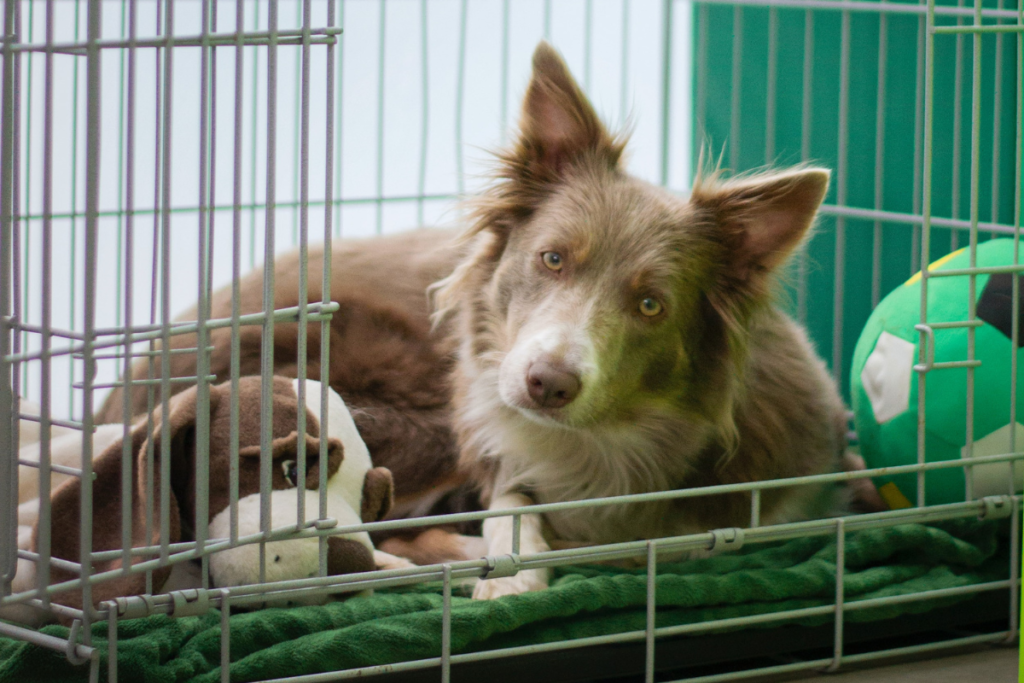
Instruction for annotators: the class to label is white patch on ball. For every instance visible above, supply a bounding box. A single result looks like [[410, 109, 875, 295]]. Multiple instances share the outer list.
[[861, 331, 915, 424], [962, 422, 1024, 498]]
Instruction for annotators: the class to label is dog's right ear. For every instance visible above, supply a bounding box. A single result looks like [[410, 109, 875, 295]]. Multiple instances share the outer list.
[[692, 166, 830, 298], [514, 42, 624, 180]]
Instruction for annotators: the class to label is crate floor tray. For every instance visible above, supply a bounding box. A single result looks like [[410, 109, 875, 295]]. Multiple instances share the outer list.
[[0, 519, 1011, 683]]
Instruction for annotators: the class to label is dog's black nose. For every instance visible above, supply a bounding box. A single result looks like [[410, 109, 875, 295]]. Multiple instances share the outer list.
[[526, 361, 581, 409]]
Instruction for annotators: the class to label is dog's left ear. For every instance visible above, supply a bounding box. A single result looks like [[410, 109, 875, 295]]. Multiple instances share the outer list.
[[516, 41, 623, 177], [692, 167, 830, 291], [361, 467, 394, 523]]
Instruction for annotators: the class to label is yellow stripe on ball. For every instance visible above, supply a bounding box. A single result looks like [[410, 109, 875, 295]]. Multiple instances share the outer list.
[[878, 482, 913, 510]]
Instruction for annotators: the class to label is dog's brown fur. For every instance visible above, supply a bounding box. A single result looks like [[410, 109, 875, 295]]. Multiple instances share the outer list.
[[97, 231, 469, 523], [97, 43, 847, 595]]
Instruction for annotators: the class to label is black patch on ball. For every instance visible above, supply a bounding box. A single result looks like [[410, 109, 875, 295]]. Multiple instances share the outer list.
[[978, 273, 1024, 346]]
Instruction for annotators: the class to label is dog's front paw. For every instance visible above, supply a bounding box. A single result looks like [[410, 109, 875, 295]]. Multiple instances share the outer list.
[[472, 568, 550, 600], [373, 549, 418, 571]]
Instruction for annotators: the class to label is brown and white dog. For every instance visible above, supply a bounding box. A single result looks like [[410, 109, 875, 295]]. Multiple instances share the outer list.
[[97, 43, 849, 600]]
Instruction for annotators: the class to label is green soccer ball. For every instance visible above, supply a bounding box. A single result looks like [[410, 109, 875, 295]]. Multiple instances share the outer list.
[[850, 239, 1024, 508]]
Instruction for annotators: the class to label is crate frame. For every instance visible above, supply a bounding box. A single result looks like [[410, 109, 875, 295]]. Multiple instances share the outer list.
[[0, 1, 1021, 682]]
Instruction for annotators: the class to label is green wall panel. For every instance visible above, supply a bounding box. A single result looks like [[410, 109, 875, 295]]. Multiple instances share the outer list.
[[693, 1, 1020, 399]]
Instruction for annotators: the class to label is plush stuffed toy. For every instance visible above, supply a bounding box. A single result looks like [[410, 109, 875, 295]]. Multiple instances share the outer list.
[[3, 377, 410, 626], [206, 378, 405, 590], [7, 404, 128, 625], [16, 401, 124, 527]]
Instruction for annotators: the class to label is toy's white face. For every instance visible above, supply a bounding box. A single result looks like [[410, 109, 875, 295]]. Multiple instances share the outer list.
[[208, 488, 371, 591], [299, 378, 373, 514], [207, 380, 376, 596]]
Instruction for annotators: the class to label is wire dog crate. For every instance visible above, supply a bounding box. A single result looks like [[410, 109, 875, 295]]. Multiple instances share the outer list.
[[0, 0, 1021, 682]]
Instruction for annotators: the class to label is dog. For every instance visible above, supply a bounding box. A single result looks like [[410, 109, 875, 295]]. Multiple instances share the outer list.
[[96, 42, 848, 600]]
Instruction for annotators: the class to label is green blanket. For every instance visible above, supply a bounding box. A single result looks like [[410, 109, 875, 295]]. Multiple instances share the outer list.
[[0, 520, 1009, 683]]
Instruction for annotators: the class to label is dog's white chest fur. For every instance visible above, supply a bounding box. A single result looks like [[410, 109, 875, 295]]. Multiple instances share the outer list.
[[463, 368, 712, 544]]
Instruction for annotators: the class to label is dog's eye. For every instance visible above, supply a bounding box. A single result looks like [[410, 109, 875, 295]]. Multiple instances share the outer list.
[[541, 252, 563, 271], [639, 298, 663, 317], [282, 460, 298, 486]]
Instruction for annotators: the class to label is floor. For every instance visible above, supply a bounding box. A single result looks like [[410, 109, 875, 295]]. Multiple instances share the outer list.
[[796, 646, 1018, 683]]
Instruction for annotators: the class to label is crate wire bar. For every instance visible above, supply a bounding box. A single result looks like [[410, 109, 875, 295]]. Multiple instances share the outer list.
[[0, 1, 1021, 682]]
